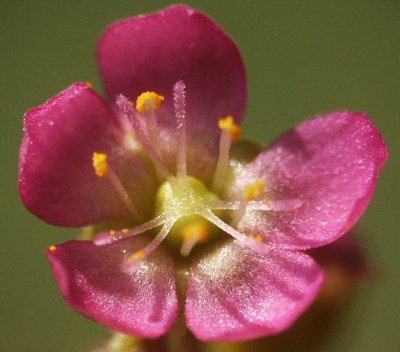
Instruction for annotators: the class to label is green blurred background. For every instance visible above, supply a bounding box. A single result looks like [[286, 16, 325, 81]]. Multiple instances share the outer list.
[[1, 0, 398, 351]]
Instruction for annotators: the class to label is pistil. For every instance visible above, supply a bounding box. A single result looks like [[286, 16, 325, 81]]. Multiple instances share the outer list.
[[94, 214, 166, 245], [198, 209, 270, 255], [180, 220, 210, 256], [174, 80, 187, 179], [122, 220, 176, 272]]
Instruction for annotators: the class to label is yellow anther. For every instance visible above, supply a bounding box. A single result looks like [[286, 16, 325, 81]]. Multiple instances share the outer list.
[[136, 91, 165, 113], [244, 179, 266, 200], [181, 221, 210, 243], [122, 229, 129, 235], [48, 245, 57, 252], [218, 115, 242, 142], [85, 81, 93, 88], [248, 233, 264, 242], [127, 250, 145, 263], [109, 230, 117, 236], [92, 152, 109, 177]]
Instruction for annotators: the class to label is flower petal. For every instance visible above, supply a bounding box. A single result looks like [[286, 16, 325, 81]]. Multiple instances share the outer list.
[[98, 5, 247, 180], [186, 241, 324, 341], [230, 111, 388, 249], [47, 237, 178, 338], [19, 83, 158, 226]]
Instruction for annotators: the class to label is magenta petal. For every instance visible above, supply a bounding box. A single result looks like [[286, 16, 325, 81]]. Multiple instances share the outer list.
[[47, 237, 178, 338], [19, 83, 157, 226], [232, 111, 389, 249], [98, 5, 247, 180], [186, 241, 324, 341], [99, 5, 246, 128]]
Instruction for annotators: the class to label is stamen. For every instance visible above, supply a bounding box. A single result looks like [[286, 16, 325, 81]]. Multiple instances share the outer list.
[[198, 209, 270, 255], [48, 245, 57, 252], [122, 220, 175, 273], [230, 200, 248, 227], [128, 250, 146, 261], [212, 115, 242, 194], [92, 152, 108, 177], [136, 92, 164, 159], [218, 115, 242, 142], [116, 95, 173, 179], [136, 92, 164, 113], [249, 233, 264, 242], [92, 152, 143, 222], [180, 220, 209, 256], [232, 179, 266, 226], [244, 179, 266, 201], [174, 80, 187, 178]]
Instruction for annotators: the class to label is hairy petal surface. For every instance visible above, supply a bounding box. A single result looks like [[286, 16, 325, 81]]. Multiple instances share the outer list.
[[186, 241, 324, 341], [229, 111, 389, 249], [98, 5, 247, 180], [47, 237, 178, 338], [19, 83, 157, 226]]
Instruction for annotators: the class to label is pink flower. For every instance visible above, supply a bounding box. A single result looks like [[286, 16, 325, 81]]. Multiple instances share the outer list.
[[18, 5, 388, 342]]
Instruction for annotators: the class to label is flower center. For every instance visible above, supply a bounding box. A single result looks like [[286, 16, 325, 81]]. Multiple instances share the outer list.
[[91, 80, 302, 273], [155, 176, 222, 255]]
